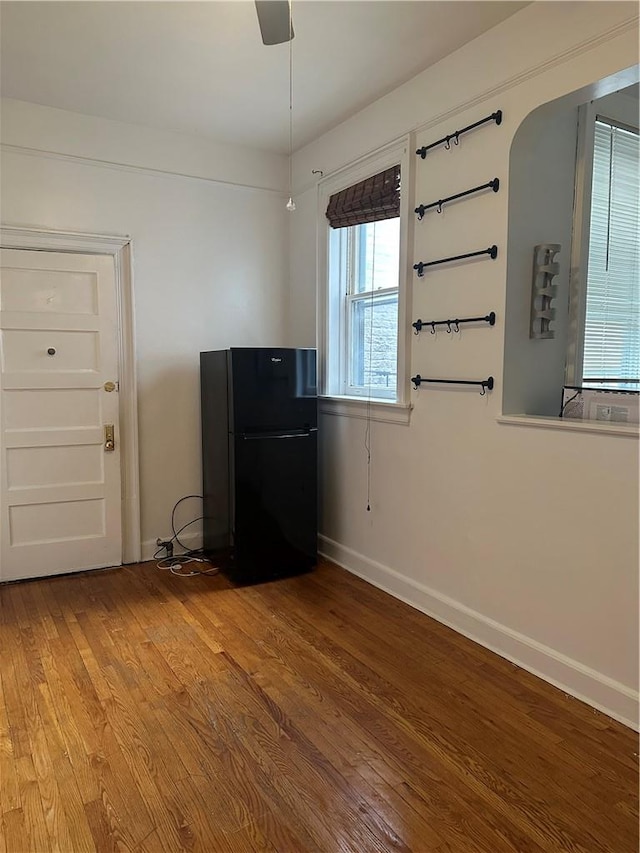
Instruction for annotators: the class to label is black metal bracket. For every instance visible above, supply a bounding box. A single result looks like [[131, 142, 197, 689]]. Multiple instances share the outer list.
[[415, 178, 499, 220], [411, 375, 494, 395], [413, 312, 496, 335], [416, 110, 502, 159], [413, 245, 497, 277]]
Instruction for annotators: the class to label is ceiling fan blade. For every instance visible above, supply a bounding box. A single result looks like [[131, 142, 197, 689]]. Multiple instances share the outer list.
[[255, 1, 294, 45]]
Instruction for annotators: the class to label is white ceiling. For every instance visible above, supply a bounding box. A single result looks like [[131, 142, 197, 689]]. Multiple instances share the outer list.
[[0, 1, 529, 154]]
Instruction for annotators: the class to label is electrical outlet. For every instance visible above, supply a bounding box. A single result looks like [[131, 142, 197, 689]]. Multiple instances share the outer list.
[[156, 538, 174, 558]]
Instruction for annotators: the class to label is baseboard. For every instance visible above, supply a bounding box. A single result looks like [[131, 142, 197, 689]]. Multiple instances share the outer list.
[[141, 532, 202, 563], [319, 535, 639, 731]]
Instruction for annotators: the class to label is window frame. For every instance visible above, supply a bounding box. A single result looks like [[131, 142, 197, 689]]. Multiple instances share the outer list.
[[566, 103, 639, 387], [317, 137, 413, 409]]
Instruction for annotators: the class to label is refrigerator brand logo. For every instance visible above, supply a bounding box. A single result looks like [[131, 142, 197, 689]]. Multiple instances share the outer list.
[[271, 357, 282, 363]]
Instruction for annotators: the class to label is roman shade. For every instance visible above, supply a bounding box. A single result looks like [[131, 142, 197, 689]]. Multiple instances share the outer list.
[[326, 165, 400, 229]]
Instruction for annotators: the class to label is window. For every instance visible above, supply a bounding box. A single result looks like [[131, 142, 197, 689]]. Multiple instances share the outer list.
[[320, 144, 409, 405], [330, 218, 399, 397], [581, 118, 639, 389]]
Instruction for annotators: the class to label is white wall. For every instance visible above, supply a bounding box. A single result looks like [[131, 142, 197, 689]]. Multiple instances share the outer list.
[[503, 100, 578, 416], [290, 2, 639, 728], [1, 100, 289, 555], [504, 84, 640, 416]]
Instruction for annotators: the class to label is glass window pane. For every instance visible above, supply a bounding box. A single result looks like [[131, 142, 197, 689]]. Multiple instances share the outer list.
[[349, 294, 398, 391], [353, 218, 400, 294], [583, 120, 640, 388]]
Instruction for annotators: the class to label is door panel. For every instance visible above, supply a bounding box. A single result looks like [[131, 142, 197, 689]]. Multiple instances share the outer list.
[[7, 444, 103, 488], [4, 388, 101, 429], [9, 499, 105, 545], [2, 329, 99, 372], [0, 249, 122, 581], [1, 267, 98, 313]]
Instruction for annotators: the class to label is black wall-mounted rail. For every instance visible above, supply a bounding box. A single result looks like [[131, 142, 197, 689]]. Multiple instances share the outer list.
[[414, 245, 497, 277], [411, 375, 494, 395], [415, 178, 499, 219], [413, 312, 496, 335], [416, 110, 502, 159]]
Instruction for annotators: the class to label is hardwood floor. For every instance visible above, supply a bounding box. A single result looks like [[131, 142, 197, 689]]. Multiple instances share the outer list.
[[0, 559, 637, 853]]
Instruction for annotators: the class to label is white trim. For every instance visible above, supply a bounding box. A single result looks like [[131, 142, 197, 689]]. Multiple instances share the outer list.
[[565, 102, 595, 386], [319, 396, 412, 425], [294, 16, 639, 198], [0, 225, 142, 563], [0, 143, 284, 196], [497, 413, 639, 438], [0, 225, 131, 254], [319, 535, 639, 731], [409, 18, 639, 144]]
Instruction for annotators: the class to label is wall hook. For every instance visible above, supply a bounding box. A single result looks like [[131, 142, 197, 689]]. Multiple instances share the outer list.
[[480, 377, 494, 395], [453, 131, 460, 146], [453, 320, 460, 333], [311, 169, 324, 177], [444, 136, 451, 151], [437, 201, 443, 214], [446, 321, 452, 334], [430, 322, 436, 335]]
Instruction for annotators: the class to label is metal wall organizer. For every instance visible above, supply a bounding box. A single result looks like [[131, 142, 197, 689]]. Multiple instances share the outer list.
[[530, 243, 560, 339], [411, 375, 494, 395], [415, 178, 499, 219], [413, 245, 497, 277], [412, 111, 503, 398], [413, 312, 496, 335], [415, 110, 502, 159]]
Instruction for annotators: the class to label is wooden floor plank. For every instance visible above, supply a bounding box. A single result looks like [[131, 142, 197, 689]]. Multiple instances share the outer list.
[[247, 577, 633, 851], [0, 559, 637, 853], [0, 671, 20, 815], [1, 808, 29, 853], [230, 584, 566, 851]]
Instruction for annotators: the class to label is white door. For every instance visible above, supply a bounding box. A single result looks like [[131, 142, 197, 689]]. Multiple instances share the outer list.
[[0, 249, 122, 581]]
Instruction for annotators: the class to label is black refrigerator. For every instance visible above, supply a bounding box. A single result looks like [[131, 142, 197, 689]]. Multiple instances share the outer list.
[[200, 347, 317, 583]]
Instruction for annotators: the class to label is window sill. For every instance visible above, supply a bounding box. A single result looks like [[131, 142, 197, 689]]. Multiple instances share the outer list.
[[497, 414, 639, 438], [319, 395, 413, 425]]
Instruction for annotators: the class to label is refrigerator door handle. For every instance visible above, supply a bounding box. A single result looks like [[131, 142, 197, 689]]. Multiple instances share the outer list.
[[240, 428, 317, 440]]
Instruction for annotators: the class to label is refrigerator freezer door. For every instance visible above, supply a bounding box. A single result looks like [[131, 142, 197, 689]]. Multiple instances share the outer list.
[[230, 430, 317, 582], [229, 348, 317, 433]]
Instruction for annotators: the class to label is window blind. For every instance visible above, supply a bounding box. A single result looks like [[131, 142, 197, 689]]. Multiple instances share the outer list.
[[583, 119, 639, 386], [325, 165, 400, 229]]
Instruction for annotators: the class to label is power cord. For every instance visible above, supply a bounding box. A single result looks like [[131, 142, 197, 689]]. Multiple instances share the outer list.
[[559, 388, 581, 417], [155, 495, 220, 578], [171, 494, 203, 552], [156, 555, 219, 578]]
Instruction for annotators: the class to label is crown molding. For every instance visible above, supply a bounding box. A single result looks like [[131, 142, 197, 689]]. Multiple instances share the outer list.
[[0, 143, 284, 196], [0, 224, 131, 254]]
